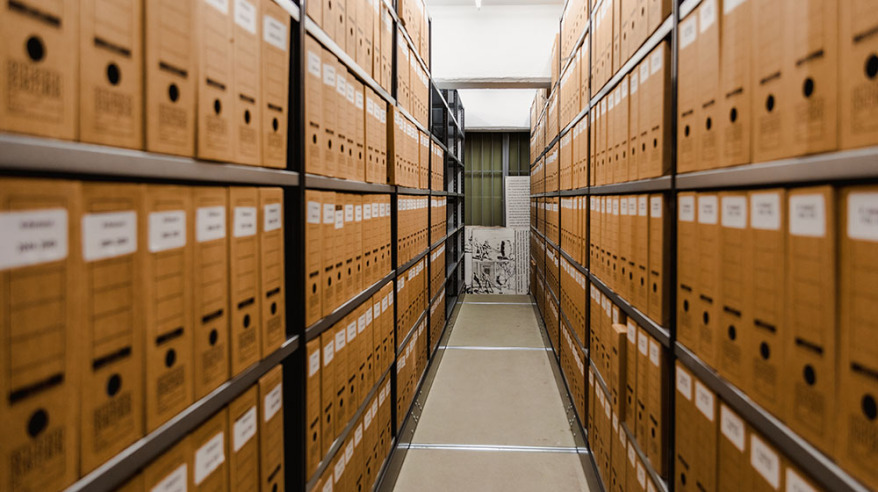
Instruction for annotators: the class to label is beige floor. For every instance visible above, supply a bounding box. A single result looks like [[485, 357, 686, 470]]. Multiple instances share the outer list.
[[392, 294, 590, 492]]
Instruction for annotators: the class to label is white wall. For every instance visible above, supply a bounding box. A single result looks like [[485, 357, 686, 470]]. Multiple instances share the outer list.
[[458, 89, 536, 129]]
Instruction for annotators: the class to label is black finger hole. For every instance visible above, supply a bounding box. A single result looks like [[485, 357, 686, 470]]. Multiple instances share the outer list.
[[684, 125, 690, 137], [244, 110, 251, 124], [730, 107, 737, 123], [312, 135, 317, 144], [766, 94, 774, 112], [681, 473, 687, 486], [727, 325, 736, 341], [209, 329, 219, 346], [702, 312, 709, 325], [107, 374, 122, 397], [271, 302, 277, 315], [803, 78, 814, 98], [244, 314, 251, 328], [169, 83, 180, 102], [653, 138, 658, 148], [214, 99, 222, 115], [867, 54, 878, 79], [862, 394, 877, 421], [26, 36, 45, 62], [27, 409, 48, 438], [652, 282, 657, 293], [106, 63, 121, 85], [683, 300, 689, 312], [706, 117, 712, 130], [273, 117, 279, 131], [760, 342, 770, 360], [165, 349, 176, 368], [803, 365, 816, 386]]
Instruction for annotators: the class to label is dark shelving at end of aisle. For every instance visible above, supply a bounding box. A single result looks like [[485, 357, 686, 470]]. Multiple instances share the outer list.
[[68, 336, 299, 492], [674, 343, 872, 492]]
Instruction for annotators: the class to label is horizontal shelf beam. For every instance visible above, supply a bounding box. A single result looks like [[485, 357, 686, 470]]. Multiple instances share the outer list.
[[590, 176, 673, 195], [397, 247, 430, 274], [674, 343, 871, 492], [305, 174, 396, 193], [398, 186, 431, 195], [433, 77, 552, 90], [306, 271, 395, 342], [558, 247, 588, 277], [0, 134, 300, 186], [69, 336, 299, 492], [675, 146, 878, 190], [397, 307, 428, 355], [559, 23, 591, 80], [588, 273, 671, 348]]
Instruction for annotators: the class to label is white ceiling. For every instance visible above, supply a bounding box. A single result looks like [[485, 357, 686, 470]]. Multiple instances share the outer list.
[[428, 0, 562, 6]]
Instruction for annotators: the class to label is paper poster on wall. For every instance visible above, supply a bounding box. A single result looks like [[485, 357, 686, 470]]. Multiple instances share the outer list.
[[505, 176, 530, 228], [464, 226, 529, 294]]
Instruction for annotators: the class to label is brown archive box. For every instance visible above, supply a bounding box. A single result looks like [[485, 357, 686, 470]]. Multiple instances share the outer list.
[[306, 338, 322, 479], [717, 192, 750, 389], [674, 362, 696, 492], [321, 50, 339, 179], [647, 194, 668, 327], [784, 0, 837, 157], [625, 320, 639, 428], [143, 437, 190, 491], [634, 195, 650, 313], [306, 190, 324, 327], [259, 188, 285, 355], [751, 0, 789, 163], [0, 179, 80, 491], [749, 432, 783, 492], [0, 0, 77, 140], [259, 365, 285, 492], [145, 0, 196, 156], [232, 0, 262, 166], [695, 0, 720, 169], [746, 189, 785, 417], [635, 326, 650, 442], [354, 82, 366, 182], [646, 336, 667, 476], [307, 0, 322, 27], [142, 186, 194, 432], [696, 193, 720, 368], [322, 0, 337, 41], [80, 0, 143, 149], [677, 193, 698, 351], [190, 409, 228, 491], [80, 183, 144, 473], [693, 372, 718, 492], [320, 329, 337, 456], [332, 317, 350, 439], [305, 35, 325, 176], [322, 193, 339, 317], [839, 186, 878, 490], [261, 0, 291, 168], [839, 0, 878, 150], [192, 187, 231, 399], [228, 385, 260, 492], [228, 187, 262, 375], [784, 186, 835, 455], [718, 403, 750, 492], [677, 10, 699, 173], [718, 0, 751, 168], [196, 0, 234, 161], [642, 43, 671, 180]]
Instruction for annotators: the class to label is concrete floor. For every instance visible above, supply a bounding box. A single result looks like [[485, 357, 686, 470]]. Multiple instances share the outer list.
[[392, 294, 591, 492]]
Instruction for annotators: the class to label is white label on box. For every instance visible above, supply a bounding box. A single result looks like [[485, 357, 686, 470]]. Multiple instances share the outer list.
[[196, 206, 226, 243], [630, 72, 639, 94], [720, 405, 745, 452], [264, 383, 283, 421], [307, 202, 321, 224], [627, 321, 637, 344], [639, 331, 649, 355], [609, 93, 615, 110], [789, 194, 825, 237], [372, 203, 379, 218], [612, 412, 619, 431], [322, 479, 333, 492], [323, 204, 335, 224], [639, 196, 648, 216], [785, 468, 817, 492], [234, 0, 257, 33], [333, 457, 345, 483], [700, 0, 717, 31], [264, 203, 282, 231], [194, 432, 225, 485], [355, 205, 362, 222], [264, 14, 287, 50], [233, 406, 258, 452], [309, 350, 320, 376], [649, 339, 660, 366], [336, 74, 346, 96], [750, 192, 781, 231], [355, 423, 363, 445], [651, 196, 663, 218], [750, 435, 781, 490], [694, 381, 715, 421], [149, 211, 186, 253], [206, 0, 229, 14], [721, 196, 747, 229], [348, 320, 357, 342], [335, 329, 346, 351], [676, 367, 693, 400], [346, 84, 355, 104], [344, 204, 353, 223], [628, 443, 636, 466], [356, 92, 364, 109], [637, 462, 647, 486], [234, 207, 257, 237], [724, 0, 747, 14], [679, 195, 695, 222], [613, 198, 619, 215], [344, 441, 353, 464], [334, 208, 343, 230], [82, 211, 137, 261], [0, 208, 67, 270], [640, 62, 650, 83], [365, 307, 372, 327], [648, 481, 657, 492], [847, 192, 878, 241], [307, 51, 321, 76], [374, 302, 381, 319], [150, 464, 187, 492], [323, 63, 335, 87], [323, 341, 334, 365], [651, 51, 663, 75], [680, 16, 697, 49], [698, 195, 718, 224], [364, 405, 373, 428], [366, 98, 374, 115]]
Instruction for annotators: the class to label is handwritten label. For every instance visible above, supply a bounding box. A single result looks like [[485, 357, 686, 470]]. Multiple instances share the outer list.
[[0, 208, 67, 270], [82, 211, 137, 261], [264, 203, 282, 232], [789, 194, 825, 237], [194, 432, 225, 485], [750, 192, 780, 231], [264, 383, 282, 421], [234, 207, 257, 237], [233, 406, 257, 452]]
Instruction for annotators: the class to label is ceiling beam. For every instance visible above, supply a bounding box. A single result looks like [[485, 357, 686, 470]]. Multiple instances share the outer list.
[[433, 77, 552, 89]]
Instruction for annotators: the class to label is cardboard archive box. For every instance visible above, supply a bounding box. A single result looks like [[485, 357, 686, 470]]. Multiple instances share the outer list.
[[718, 0, 751, 168], [142, 185, 194, 432], [189, 408, 228, 490], [306, 338, 322, 479], [305, 190, 324, 327], [143, 437, 190, 491], [79, 0, 143, 149], [80, 183, 144, 473], [0, 179, 80, 490], [259, 364, 285, 492], [305, 35, 325, 176], [261, 0, 291, 168], [839, 0, 878, 150], [192, 187, 231, 399], [228, 385, 260, 491], [647, 194, 668, 326], [677, 10, 698, 173], [676, 193, 698, 351], [196, 0, 234, 161], [695, 193, 720, 367], [751, 0, 788, 163], [717, 191, 750, 389], [718, 402, 750, 492], [228, 187, 262, 375], [259, 188, 285, 355], [145, 0, 196, 156], [695, 0, 720, 169]]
